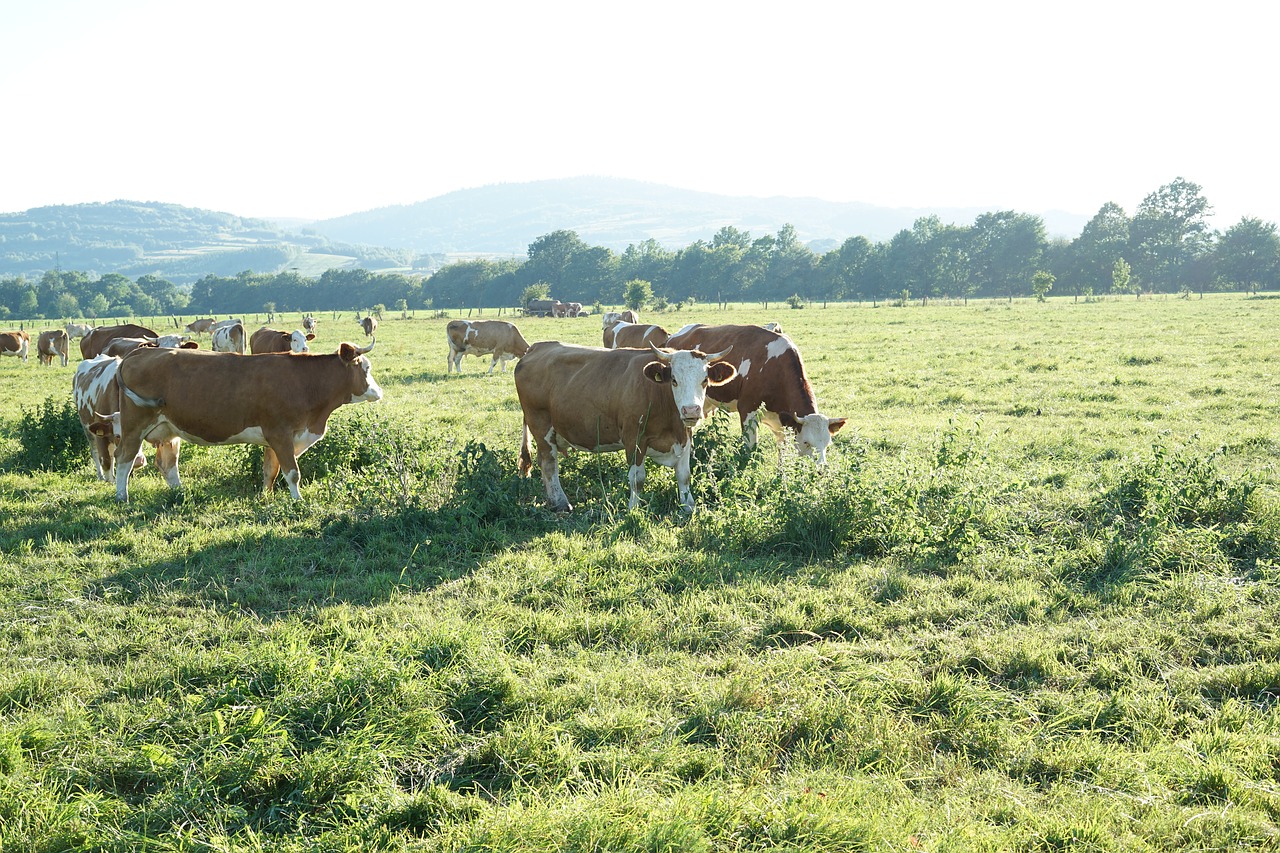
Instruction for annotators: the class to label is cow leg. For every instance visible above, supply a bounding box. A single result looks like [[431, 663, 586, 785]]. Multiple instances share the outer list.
[[487, 354, 498, 375], [674, 441, 695, 513], [85, 427, 111, 481], [627, 454, 646, 510], [741, 410, 761, 449], [535, 426, 572, 512], [114, 434, 145, 501], [265, 438, 304, 500], [448, 346, 458, 373], [153, 439, 181, 489], [261, 446, 282, 493]]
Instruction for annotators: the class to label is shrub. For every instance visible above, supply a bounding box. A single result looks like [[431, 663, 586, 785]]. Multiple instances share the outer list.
[[10, 395, 88, 473]]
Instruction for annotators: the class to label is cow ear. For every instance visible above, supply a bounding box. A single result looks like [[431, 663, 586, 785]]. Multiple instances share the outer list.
[[180, 341, 199, 349], [88, 421, 113, 437], [643, 361, 671, 384], [707, 361, 737, 386], [339, 342, 357, 361], [827, 417, 847, 435], [306, 333, 315, 341]]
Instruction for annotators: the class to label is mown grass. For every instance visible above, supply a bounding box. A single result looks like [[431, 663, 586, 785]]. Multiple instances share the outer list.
[[1, 296, 1280, 851]]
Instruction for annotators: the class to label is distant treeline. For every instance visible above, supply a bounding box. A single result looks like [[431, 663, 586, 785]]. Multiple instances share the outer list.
[[2, 178, 1277, 320]]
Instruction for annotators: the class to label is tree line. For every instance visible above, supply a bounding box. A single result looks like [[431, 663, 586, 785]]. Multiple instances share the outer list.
[[2, 177, 1277, 321]]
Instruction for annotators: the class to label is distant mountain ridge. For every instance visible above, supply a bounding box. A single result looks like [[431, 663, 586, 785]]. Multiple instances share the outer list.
[[310, 176, 1089, 253], [0, 178, 1090, 281]]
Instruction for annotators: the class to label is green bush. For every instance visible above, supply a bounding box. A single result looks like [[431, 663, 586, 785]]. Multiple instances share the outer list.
[[10, 395, 88, 473]]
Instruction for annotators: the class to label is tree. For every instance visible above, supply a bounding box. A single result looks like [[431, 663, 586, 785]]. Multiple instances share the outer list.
[[521, 282, 551, 309], [1129, 177, 1213, 292], [968, 211, 1047, 299], [623, 279, 653, 311], [1112, 258, 1134, 297], [1031, 270, 1055, 301], [1215, 216, 1280, 293], [523, 230, 589, 292], [1068, 202, 1130, 296]]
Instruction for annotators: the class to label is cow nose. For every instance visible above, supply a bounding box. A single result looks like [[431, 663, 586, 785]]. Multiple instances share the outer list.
[[680, 405, 702, 420]]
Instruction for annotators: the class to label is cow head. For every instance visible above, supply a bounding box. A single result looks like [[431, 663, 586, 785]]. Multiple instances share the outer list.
[[290, 330, 314, 352], [644, 344, 736, 426], [780, 412, 847, 464], [340, 339, 384, 403]]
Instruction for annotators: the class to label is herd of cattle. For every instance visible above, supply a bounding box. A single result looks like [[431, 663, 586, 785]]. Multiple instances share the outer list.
[[1, 311, 843, 511]]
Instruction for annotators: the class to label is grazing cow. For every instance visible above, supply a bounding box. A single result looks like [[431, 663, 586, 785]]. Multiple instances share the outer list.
[[604, 320, 668, 349], [302, 315, 318, 334], [360, 316, 378, 337], [65, 322, 95, 339], [601, 310, 639, 328], [80, 323, 159, 359], [110, 340, 383, 501], [36, 330, 70, 366], [515, 342, 736, 512], [763, 321, 783, 334], [74, 355, 170, 483], [183, 318, 216, 336], [446, 319, 530, 374], [1, 330, 30, 362], [565, 302, 583, 318], [211, 321, 246, 354], [101, 336, 197, 358], [250, 327, 314, 354], [665, 323, 846, 463]]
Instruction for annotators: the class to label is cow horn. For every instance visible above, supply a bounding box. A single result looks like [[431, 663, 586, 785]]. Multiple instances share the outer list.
[[356, 338, 375, 355], [703, 345, 733, 361], [648, 343, 672, 362]]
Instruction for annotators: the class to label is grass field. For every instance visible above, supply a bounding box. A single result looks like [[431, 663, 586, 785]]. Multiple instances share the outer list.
[[2, 296, 1280, 851]]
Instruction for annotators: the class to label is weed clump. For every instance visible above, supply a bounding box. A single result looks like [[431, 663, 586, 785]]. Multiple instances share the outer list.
[[8, 395, 87, 473]]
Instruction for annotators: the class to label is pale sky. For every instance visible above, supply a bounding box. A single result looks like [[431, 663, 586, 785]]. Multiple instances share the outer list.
[[2, 0, 1276, 232]]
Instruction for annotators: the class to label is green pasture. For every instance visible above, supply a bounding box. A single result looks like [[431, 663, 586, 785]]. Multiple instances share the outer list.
[[2, 296, 1280, 851]]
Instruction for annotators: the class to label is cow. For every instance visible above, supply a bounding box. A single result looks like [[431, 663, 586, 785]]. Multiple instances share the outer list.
[[604, 320, 668, 349], [446, 319, 530, 374], [1, 330, 30, 362], [251, 327, 314, 354], [302, 315, 318, 335], [110, 340, 383, 501], [665, 323, 846, 464], [565, 302, 583, 318], [515, 342, 736, 513], [211, 321, 246, 354], [65, 322, 95, 339], [360, 316, 378, 337], [210, 318, 243, 332], [36, 330, 70, 366], [74, 355, 170, 483], [763, 321, 783, 334], [101, 335, 198, 358], [601, 310, 639, 328], [80, 323, 159, 359], [183, 318, 216, 336]]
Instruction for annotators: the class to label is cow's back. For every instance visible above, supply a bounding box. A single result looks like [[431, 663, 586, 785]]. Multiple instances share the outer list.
[[81, 324, 158, 359], [667, 323, 816, 416], [516, 342, 665, 430]]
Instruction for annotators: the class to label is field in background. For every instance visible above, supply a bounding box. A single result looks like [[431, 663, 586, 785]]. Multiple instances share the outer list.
[[2, 295, 1280, 850]]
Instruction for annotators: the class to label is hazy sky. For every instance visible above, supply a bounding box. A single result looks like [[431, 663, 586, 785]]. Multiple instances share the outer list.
[[3, 0, 1275, 230]]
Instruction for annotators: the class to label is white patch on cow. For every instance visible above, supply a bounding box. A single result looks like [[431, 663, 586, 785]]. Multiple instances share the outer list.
[[351, 358, 383, 403], [765, 336, 793, 361], [74, 356, 120, 412], [294, 428, 325, 456], [737, 357, 752, 378], [667, 350, 720, 423], [289, 330, 310, 353], [282, 468, 302, 500], [793, 413, 840, 464], [224, 426, 268, 445], [671, 323, 698, 338]]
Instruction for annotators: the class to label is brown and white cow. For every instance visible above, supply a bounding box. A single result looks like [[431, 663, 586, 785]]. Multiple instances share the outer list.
[[1, 330, 30, 362], [110, 340, 383, 501], [74, 355, 171, 483], [360, 316, 378, 337], [665, 323, 846, 463], [183, 318, 216, 336], [446, 319, 530, 374], [211, 321, 246, 354], [302, 315, 318, 335], [36, 330, 70, 366], [250, 327, 314, 354], [65, 322, 95, 340], [604, 320, 668, 349], [101, 335, 198, 358], [601, 309, 639, 328], [80, 324, 159, 359], [515, 342, 736, 512]]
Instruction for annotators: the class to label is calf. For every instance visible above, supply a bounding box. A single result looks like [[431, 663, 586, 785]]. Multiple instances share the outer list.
[[666, 323, 846, 463], [111, 341, 383, 501], [250, 327, 314, 354], [37, 330, 70, 366], [515, 342, 736, 512], [446, 319, 530, 374]]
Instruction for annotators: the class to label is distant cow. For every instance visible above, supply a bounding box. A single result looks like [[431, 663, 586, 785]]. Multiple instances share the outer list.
[[515, 342, 736, 512], [110, 340, 383, 501], [565, 302, 583, 318], [65, 322, 95, 339], [251, 327, 314, 354], [446, 319, 530, 374], [604, 320, 668, 349], [302, 315, 318, 334], [183, 318, 216, 336], [36, 330, 70, 366], [1, 330, 30, 362], [666, 323, 846, 464], [80, 324, 159, 359], [74, 355, 169, 483], [763, 321, 783, 334], [101, 335, 197, 358], [601, 310, 639, 329], [360, 316, 378, 337], [211, 321, 246, 354]]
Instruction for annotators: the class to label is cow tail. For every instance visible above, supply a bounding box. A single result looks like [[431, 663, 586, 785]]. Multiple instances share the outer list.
[[118, 372, 163, 408], [518, 423, 534, 477]]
